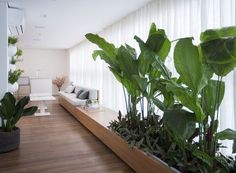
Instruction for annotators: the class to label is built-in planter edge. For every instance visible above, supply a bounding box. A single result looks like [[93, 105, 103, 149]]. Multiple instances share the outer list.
[[59, 97, 178, 173]]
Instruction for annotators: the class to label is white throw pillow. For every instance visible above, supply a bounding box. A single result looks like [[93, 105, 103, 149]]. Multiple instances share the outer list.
[[65, 85, 75, 93]]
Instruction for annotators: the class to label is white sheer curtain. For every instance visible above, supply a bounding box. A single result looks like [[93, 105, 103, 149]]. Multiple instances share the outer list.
[[69, 0, 236, 137]]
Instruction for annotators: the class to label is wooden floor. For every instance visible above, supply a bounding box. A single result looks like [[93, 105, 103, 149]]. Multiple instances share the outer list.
[[0, 98, 134, 173]]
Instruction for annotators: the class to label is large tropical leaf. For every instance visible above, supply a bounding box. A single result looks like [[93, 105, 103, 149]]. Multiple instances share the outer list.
[[174, 38, 208, 94], [135, 35, 171, 78], [216, 128, 236, 140], [164, 109, 196, 140], [200, 26, 236, 42], [216, 128, 236, 153], [166, 82, 206, 121], [200, 29, 236, 76], [117, 45, 138, 76], [92, 50, 116, 68], [202, 80, 225, 118], [85, 33, 117, 59], [146, 23, 171, 60]]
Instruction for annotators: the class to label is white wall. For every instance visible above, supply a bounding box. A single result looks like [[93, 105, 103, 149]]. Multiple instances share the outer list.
[[16, 48, 69, 95]]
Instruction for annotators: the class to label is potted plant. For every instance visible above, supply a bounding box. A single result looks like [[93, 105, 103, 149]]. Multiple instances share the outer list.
[[8, 36, 18, 57], [8, 69, 24, 93], [10, 48, 23, 65], [0, 92, 37, 153], [86, 24, 236, 172]]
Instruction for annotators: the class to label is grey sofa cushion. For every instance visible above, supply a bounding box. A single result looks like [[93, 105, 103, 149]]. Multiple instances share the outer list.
[[76, 89, 84, 98], [74, 86, 82, 94], [78, 90, 89, 99]]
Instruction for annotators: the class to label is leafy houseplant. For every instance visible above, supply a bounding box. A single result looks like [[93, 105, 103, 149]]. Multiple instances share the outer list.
[[8, 69, 24, 85], [0, 92, 37, 153], [86, 24, 236, 172], [8, 36, 18, 45], [10, 48, 23, 64]]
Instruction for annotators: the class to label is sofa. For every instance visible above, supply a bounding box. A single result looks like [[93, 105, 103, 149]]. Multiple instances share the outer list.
[[58, 85, 99, 106]]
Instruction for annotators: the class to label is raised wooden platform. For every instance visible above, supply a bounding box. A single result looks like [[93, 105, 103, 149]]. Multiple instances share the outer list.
[[59, 97, 174, 173]]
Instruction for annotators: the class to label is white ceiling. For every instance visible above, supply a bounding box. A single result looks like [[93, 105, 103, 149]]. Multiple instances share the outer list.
[[11, 0, 151, 49]]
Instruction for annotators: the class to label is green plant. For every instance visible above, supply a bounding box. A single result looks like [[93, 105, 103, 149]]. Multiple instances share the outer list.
[[15, 48, 22, 57], [8, 36, 18, 45], [8, 69, 24, 84], [86, 24, 236, 173], [10, 48, 23, 64], [0, 92, 37, 132]]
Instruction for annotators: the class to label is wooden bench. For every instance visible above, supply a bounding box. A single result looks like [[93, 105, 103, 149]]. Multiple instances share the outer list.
[[59, 97, 175, 173]]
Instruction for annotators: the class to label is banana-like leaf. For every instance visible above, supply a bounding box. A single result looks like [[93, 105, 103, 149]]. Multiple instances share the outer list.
[[92, 50, 116, 68], [146, 23, 171, 60], [163, 109, 196, 140], [216, 128, 236, 153], [200, 37, 236, 76], [135, 34, 171, 77], [216, 128, 236, 140], [202, 80, 225, 118], [135, 36, 156, 75], [174, 38, 208, 94], [117, 45, 138, 76], [200, 26, 236, 42], [132, 75, 148, 93], [85, 33, 117, 59], [166, 83, 206, 121], [23, 106, 38, 116]]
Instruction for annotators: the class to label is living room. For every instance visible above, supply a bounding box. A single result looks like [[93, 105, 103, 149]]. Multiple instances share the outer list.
[[1, 0, 236, 173]]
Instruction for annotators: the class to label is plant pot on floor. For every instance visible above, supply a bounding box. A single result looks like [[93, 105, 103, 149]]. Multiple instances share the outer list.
[[0, 127, 20, 153]]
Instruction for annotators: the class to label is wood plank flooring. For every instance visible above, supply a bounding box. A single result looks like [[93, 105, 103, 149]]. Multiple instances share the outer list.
[[0, 98, 134, 173]]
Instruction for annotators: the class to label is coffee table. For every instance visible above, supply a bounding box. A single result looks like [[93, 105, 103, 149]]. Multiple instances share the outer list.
[[30, 95, 56, 116]]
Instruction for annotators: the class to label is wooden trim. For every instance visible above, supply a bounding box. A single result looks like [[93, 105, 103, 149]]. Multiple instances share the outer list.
[[59, 97, 174, 173]]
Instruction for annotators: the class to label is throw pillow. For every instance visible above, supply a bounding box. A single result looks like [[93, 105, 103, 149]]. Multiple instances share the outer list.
[[78, 90, 89, 99], [76, 89, 84, 98], [74, 87, 81, 94], [65, 85, 75, 93]]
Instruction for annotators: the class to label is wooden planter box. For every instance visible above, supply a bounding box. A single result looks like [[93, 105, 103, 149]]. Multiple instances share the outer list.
[[59, 97, 177, 173]]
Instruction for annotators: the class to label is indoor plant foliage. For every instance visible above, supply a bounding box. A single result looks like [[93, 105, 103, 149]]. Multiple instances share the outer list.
[[0, 92, 37, 152], [8, 36, 24, 93], [86, 24, 236, 173]]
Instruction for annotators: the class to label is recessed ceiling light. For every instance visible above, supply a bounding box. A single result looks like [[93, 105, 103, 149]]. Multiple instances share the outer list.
[[34, 25, 45, 29]]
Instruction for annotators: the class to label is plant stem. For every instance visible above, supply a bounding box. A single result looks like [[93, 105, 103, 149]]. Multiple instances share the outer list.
[[213, 76, 223, 154], [122, 86, 129, 114]]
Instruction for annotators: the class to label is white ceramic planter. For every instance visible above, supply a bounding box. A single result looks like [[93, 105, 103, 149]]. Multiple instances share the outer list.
[[8, 82, 19, 93], [8, 45, 17, 57], [9, 64, 16, 71]]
